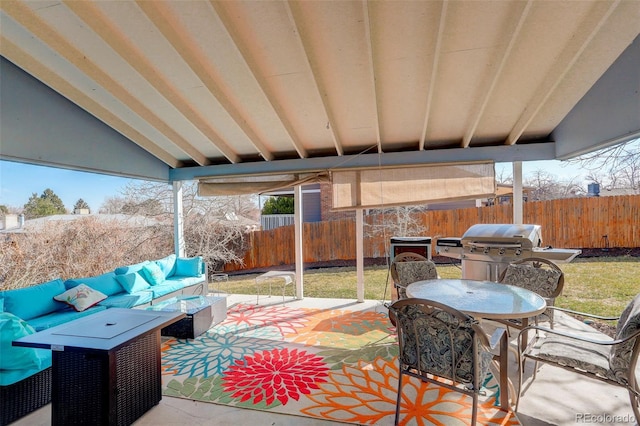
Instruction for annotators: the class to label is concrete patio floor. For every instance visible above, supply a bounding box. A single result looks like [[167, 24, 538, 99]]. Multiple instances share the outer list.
[[13, 293, 637, 426]]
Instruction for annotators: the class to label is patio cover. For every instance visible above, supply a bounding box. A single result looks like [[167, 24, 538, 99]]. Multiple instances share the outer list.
[[1, 1, 639, 182]]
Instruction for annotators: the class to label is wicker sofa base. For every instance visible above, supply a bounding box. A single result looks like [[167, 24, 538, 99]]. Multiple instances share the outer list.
[[0, 367, 52, 426]]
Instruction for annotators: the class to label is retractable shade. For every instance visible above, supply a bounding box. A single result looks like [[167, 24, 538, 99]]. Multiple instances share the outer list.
[[331, 163, 496, 210], [198, 173, 330, 196], [198, 163, 495, 209]]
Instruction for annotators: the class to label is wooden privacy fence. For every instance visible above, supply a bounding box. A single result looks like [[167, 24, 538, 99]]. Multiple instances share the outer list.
[[225, 195, 640, 271]]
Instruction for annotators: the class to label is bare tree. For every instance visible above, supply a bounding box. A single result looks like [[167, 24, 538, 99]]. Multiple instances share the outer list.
[[106, 181, 259, 270], [495, 167, 513, 185], [99, 196, 126, 214], [0, 217, 171, 289], [1, 182, 259, 289], [525, 169, 585, 200], [365, 206, 428, 239], [566, 139, 640, 193]]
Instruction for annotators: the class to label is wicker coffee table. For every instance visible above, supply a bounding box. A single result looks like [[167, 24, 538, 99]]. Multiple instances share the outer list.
[[13, 308, 184, 426]]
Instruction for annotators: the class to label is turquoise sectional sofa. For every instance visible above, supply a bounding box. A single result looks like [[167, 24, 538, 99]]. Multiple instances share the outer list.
[[0, 254, 206, 425]]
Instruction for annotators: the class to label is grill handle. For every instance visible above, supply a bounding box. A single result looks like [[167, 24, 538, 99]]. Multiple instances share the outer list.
[[468, 242, 522, 249]]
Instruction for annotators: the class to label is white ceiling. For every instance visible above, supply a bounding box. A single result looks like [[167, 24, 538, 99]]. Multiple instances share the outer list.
[[1, 1, 639, 182]]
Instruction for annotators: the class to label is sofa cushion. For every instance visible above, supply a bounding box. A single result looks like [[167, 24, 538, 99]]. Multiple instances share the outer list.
[[98, 291, 153, 309], [0, 312, 50, 371], [155, 254, 177, 278], [65, 272, 123, 297], [174, 257, 203, 277], [114, 260, 150, 276], [165, 275, 206, 288], [0, 279, 67, 321], [141, 262, 165, 286], [27, 305, 107, 332], [148, 281, 184, 298], [116, 272, 151, 294], [54, 284, 108, 312]]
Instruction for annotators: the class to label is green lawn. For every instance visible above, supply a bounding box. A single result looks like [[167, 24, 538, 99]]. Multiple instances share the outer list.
[[221, 257, 640, 320]]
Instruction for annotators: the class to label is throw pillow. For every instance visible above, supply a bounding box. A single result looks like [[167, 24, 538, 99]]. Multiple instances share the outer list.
[[141, 262, 165, 286], [54, 284, 108, 312], [116, 272, 151, 294], [174, 257, 202, 277], [114, 260, 150, 276], [155, 254, 177, 278], [0, 312, 48, 370]]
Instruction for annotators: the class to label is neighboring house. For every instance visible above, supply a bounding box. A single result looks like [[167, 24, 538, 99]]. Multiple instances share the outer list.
[[260, 184, 323, 230], [0, 213, 165, 234], [0, 214, 23, 231], [588, 183, 639, 197], [223, 212, 260, 232]]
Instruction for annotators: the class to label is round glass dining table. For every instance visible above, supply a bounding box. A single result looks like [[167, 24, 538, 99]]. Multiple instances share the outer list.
[[405, 278, 544, 411], [405, 278, 546, 320]]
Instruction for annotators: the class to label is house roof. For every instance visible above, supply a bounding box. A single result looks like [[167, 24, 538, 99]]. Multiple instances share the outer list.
[[1, 1, 639, 183], [0, 213, 164, 234]]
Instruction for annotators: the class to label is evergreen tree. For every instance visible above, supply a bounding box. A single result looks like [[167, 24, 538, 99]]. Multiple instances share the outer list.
[[261, 196, 294, 214], [23, 189, 67, 219]]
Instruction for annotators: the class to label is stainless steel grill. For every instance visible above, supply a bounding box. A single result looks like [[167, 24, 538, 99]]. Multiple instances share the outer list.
[[436, 224, 581, 281]]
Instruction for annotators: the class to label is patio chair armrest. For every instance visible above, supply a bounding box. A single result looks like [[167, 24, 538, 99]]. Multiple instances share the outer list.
[[519, 324, 640, 348], [546, 306, 620, 322]]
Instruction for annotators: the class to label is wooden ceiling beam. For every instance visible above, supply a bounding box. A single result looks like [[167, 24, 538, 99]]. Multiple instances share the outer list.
[[137, 1, 274, 162], [1, 1, 211, 166], [0, 36, 181, 168], [286, 1, 343, 156], [507, 0, 622, 145], [211, 1, 309, 159], [65, 0, 239, 163], [462, 0, 533, 148], [419, 0, 448, 151]]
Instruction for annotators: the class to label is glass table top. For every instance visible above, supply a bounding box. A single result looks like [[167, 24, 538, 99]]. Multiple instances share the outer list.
[[405, 279, 546, 320], [146, 295, 223, 315]]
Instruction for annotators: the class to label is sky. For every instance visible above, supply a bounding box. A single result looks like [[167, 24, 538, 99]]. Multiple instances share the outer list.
[[0, 160, 136, 212], [0, 158, 592, 212]]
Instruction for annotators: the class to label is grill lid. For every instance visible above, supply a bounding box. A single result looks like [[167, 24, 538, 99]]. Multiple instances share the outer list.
[[461, 224, 542, 249], [390, 236, 432, 244]]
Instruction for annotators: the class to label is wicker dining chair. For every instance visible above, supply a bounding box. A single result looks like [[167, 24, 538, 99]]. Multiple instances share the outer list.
[[517, 293, 640, 422], [390, 252, 438, 300], [498, 257, 564, 329], [388, 298, 511, 426]]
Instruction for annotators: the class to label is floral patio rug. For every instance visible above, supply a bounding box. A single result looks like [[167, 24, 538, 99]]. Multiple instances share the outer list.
[[161, 303, 520, 425]]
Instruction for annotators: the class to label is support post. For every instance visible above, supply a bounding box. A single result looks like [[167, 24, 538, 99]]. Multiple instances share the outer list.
[[294, 185, 304, 299], [513, 161, 523, 224], [356, 208, 364, 303], [173, 181, 185, 257]]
